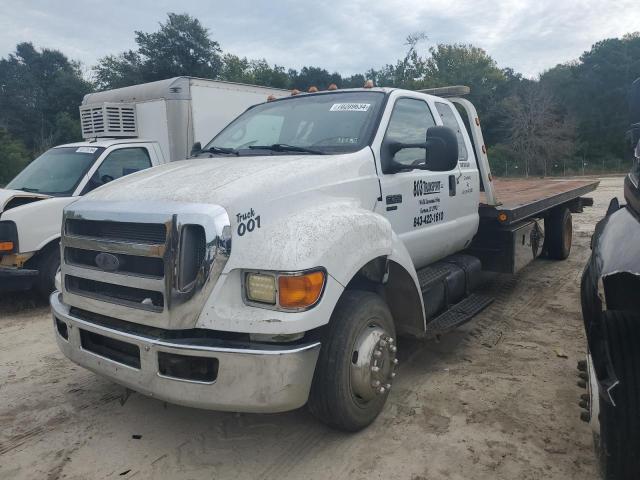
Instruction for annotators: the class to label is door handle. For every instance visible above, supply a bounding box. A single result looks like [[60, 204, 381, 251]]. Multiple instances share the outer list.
[[448, 175, 456, 196]]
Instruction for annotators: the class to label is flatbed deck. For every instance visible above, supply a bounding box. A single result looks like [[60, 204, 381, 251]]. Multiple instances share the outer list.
[[479, 178, 600, 225]]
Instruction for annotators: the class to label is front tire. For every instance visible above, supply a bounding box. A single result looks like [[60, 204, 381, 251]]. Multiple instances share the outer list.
[[308, 290, 397, 432], [35, 244, 60, 298], [596, 310, 640, 479]]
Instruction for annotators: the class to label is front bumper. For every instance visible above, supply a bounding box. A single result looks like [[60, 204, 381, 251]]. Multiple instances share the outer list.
[[0, 266, 38, 293], [51, 292, 321, 413]]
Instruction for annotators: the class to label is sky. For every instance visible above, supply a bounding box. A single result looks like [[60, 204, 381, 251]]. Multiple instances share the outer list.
[[1, 0, 639, 79]]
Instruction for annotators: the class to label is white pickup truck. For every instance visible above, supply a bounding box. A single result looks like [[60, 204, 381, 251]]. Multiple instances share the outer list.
[[51, 86, 598, 431], [0, 77, 287, 296]]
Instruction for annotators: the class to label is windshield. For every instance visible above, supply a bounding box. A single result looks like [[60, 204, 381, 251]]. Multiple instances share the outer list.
[[6, 146, 105, 196], [205, 91, 386, 154]]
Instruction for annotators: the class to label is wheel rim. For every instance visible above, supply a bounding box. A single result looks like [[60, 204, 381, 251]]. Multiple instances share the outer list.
[[349, 322, 397, 404]]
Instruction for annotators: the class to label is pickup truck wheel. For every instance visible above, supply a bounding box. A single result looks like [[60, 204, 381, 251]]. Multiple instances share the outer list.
[[595, 310, 640, 480], [545, 206, 572, 260], [35, 244, 60, 298], [308, 290, 397, 432]]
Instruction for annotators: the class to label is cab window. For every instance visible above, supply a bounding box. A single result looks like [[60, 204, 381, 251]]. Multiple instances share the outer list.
[[83, 147, 152, 193], [435, 102, 468, 162], [383, 98, 437, 171]]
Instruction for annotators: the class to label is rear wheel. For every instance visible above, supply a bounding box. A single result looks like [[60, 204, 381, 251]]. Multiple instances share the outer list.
[[545, 206, 572, 260], [35, 244, 60, 298], [308, 290, 397, 431], [596, 310, 640, 479]]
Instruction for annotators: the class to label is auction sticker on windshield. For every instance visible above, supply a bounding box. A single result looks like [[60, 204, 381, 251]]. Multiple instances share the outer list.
[[330, 103, 371, 112], [76, 147, 98, 154]]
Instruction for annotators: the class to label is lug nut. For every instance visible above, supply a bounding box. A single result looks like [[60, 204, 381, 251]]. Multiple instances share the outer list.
[[379, 340, 388, 348], [378, 387, 386, 394], [371, 366, 380, 373], [577, 360, 587, 372], [388, 337, 394, 344], [373, 350, 382, 359], [578, 380, 587, 389], [580, 411, 591, 423], [372, 380, 381, 388], [393, 358, 399, 365], [390, 346, 397, 353], [385, 383, 391, 390], [391, 372, 396, 378]]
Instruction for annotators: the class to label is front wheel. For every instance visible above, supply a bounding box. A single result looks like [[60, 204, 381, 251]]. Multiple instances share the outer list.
[[35, 244, 60, 298], [595, 310, 640, 479], [308, 290, 397, 431]]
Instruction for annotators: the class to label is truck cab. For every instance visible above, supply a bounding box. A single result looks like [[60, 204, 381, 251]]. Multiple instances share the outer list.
[[0, 138, 165, 295], [50, 86, 596, 431]]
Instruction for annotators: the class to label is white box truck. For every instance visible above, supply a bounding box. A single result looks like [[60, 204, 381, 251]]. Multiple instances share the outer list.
[[51, 85, 598, 431], [0, 77, 288, 296]]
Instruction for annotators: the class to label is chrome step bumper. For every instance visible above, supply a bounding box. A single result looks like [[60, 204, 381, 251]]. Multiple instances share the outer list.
[[51, 292, 320, 413]]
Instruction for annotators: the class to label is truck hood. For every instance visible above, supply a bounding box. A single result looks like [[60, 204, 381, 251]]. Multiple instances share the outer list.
[[0, 188, 51, 214], [84, 152, 379, 212]]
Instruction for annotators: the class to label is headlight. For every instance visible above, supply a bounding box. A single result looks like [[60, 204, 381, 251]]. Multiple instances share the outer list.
[[244, 269, 326, 310], [246, 273, 277, 304], [0, 221, 18, 254]]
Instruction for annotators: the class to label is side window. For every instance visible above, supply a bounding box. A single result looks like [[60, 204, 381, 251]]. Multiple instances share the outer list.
[[435, 102, 468, 162], [383, 98, 436, 169], [96, 147, 152, 182], [84, 147, 152, 194]]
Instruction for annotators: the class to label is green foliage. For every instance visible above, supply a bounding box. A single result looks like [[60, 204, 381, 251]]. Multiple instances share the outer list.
[[0, 42, 91, 153], [0, 129, 30, 185], [94, 13, 222, 89], [541, 33, 640, 165], [2, 16, 640, 180]]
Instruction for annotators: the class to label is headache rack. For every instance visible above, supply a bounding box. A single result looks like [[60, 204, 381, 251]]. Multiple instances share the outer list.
[[417, 85, 471, 98]]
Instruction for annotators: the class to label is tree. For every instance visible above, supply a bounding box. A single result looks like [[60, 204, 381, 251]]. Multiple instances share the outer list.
[[0, 42, 91, 153], [0, 129, 30, 185], [541, 33, 640, 163], [220, 55, 289, 88], [94, 13, 222, 89], [502, 83, 576, 176]]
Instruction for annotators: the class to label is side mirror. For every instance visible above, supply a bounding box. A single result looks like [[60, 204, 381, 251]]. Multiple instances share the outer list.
[[190, 141, 202, 157], [425, 126, 459, 172], [382, 126, 459, 174]]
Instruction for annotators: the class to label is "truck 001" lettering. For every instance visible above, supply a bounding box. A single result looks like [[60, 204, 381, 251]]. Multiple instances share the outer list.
[[236, 209, 261, 236]]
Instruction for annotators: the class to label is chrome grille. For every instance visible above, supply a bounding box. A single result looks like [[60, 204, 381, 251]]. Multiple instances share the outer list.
[[66, 219, 166, 244], [60, 200, 231, 329]]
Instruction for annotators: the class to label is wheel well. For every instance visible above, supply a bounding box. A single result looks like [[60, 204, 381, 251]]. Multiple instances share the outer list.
[[345, 257, 424, 337], [24, 238, 60, 269]]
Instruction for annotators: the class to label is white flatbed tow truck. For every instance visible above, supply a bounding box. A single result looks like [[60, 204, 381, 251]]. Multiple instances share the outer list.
[[50, 85, 597, 431]]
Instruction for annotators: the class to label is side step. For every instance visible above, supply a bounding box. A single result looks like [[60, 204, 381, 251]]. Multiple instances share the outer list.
[[424, 294, 494, 339]]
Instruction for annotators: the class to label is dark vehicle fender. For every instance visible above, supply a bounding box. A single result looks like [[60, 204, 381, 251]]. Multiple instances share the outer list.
[[582, 198, 640, 401]]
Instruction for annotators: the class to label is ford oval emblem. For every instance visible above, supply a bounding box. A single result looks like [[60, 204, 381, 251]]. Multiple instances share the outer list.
[[95, 252, 120, 272]]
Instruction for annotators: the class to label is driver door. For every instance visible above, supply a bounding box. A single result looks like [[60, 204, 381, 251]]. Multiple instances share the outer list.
[[375, 96, 460, 269], [80, 146, 152, 194]]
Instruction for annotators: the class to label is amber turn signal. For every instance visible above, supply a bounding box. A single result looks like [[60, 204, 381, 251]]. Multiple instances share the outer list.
[[0, 241, 14, 252], [278, 271, 325, 309]]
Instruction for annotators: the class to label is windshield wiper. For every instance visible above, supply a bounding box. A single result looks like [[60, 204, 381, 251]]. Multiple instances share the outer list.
[[197, 146, 238, 156], [248, 144, 325, 155], [20, 187, 40, 193]]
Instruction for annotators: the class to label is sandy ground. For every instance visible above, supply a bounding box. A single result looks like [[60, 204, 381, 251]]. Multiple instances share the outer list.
[[0, 176, 624, 480]]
